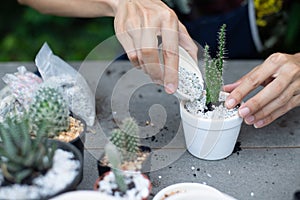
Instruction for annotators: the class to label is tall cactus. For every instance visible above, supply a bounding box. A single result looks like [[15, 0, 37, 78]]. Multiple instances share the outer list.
[[29, 86, 70, 138], [205, 24, 226, 105], [0, 114, 55, 184], [110, 117, 140, 161]]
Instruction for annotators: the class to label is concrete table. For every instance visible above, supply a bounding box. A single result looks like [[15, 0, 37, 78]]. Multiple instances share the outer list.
[[0, 60, 299, 200]]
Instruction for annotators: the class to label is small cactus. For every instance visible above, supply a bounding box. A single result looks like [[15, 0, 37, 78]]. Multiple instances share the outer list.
[[105, 143, 128, 192], [0, 114, 55, 184], [205, 24, 226, 105], [110, 118, 140, 161], [29, 86, 70, 138]]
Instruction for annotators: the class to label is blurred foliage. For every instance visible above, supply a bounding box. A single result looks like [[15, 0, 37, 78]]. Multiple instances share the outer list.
[[0, 1, 299, 61], [0, 1, 114, 61]]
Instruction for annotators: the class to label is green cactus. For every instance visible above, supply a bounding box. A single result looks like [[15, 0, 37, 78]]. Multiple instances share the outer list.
[[205, 24, 226, 105], [105, 143, 128, 193], [0, 114, 55, 184], [110, 118, 140, 161], [29, 86, 70, 138]]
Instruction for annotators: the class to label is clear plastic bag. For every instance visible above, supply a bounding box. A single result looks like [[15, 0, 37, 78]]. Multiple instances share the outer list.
[[2, 66, 43, 109], [35, 43, 95, 126]]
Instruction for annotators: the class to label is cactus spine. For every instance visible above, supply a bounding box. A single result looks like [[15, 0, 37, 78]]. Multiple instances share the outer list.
[[0, 115, 55, 184], [29, 86, 70, 137], [205, 24, 226, 105]]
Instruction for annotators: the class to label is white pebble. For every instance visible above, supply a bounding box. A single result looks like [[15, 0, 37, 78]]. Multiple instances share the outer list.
[[250, 192, 254, 197], [207, 173, 212, 178], [191, 166, 195, 170], [228, 170, 231, 175], [202, 182, 207, 185], [158, 176, 162, 179]]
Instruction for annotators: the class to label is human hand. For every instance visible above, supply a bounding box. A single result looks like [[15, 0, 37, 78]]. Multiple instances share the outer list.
[[224, 53, 300, 128], [113, 0, 198, 94]]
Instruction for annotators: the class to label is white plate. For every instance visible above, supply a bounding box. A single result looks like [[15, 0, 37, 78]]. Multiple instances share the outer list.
[[50, 191, 115, 200], [153, 183, 237, 200]]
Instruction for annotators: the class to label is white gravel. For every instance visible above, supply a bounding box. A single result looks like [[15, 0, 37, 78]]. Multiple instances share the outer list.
[[0, 149, 80, 199]]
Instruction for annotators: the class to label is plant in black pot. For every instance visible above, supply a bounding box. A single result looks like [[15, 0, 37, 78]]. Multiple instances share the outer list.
[[94, 142, 151, 200], [0, 114, 83, 199], [97, 118, 151, 176], [180, 24, 243, 160], [29, 85, 86, 155]]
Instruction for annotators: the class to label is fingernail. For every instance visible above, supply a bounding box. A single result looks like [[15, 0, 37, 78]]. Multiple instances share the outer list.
[[165, 83, 176, 94], [254, 120, 264, 128], [245, 115, 255, 124], [239, 107, 250, 117], [226, 98, 236, 108]]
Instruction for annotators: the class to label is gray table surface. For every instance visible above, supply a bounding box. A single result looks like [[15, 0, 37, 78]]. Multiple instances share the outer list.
[[0, 60, 299, 200]]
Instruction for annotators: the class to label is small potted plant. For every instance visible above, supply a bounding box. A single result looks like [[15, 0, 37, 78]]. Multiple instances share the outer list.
[[180, 24, 243, 160], [97, 118, 151, 176], [94, 143, 151, 200], [29, 85, 86, 154], [0, 114, 83, 199]]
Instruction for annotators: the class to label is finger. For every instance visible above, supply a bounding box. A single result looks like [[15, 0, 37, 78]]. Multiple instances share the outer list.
[[225, 54, 288, 110], [116, 32, 141, 68], [252, 94, 300, 128], [178, 22, 198, 62], [239, 68, 293, 118], [161, 12, 179, 94], [114, 4, 142, 69], [140, 27, 163, 83], [223, 80, 242, 93], [245, 78, 300, 125]]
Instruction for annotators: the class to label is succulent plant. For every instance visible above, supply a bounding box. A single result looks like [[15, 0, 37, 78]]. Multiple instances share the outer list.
[[105, 143, 128, 192], [110, 118, 140, 161], [29, 86, 70, 138], [0, 114, 55, 184], [205, 24, 226, 105]]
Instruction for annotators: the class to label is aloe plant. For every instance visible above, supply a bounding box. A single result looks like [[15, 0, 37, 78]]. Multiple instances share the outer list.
[[0, 114, 55, 184], [205, 24, 226, 105]]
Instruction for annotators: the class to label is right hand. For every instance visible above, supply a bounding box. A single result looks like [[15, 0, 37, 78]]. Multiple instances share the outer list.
[[113, 0, 198, 94]]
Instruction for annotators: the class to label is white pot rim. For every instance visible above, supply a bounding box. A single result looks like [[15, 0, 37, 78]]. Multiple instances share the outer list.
[[153, 182, 236, 200]]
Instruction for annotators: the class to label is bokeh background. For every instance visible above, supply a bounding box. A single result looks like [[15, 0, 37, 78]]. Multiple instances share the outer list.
[[1, 1, 299, 61], [0, 1, 114, 61]]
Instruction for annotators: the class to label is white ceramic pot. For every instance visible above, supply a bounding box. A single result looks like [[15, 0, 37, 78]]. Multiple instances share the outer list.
[[153, 183, 237, 200], [180, 97, 243, 160]]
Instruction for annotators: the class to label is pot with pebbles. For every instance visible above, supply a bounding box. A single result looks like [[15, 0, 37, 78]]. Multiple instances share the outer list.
[[179, 24, 243, 160], [29, 85, 86, 155], [97, 118, 151, 176], [0, 114, 83, 200], [94, 142, 151, 200]]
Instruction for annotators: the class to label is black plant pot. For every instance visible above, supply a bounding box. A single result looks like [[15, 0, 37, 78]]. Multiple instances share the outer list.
[[97, 145, 152, 177], [0, 140, 83, 200], [46, 139, 83, 199]]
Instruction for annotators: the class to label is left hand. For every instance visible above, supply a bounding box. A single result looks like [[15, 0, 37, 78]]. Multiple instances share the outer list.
[[224, 53, 300, 128]]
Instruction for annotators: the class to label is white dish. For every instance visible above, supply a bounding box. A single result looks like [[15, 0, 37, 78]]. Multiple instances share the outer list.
[[158, 45, 204, 101], [153, 182, 237, 200], [50, 190, 115, 200]]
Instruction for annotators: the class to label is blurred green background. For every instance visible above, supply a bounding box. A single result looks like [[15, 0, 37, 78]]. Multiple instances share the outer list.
[[0, 1, 114, 61], [0, 1, 299, 61]]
